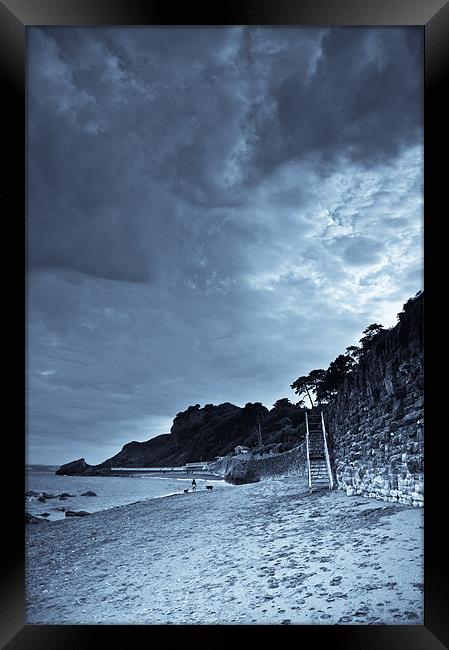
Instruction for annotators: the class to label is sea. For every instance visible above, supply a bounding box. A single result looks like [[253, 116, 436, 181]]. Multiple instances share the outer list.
[[25, 465, 227, 521]]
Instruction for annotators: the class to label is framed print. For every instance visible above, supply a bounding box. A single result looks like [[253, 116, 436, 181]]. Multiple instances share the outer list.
[[1, 0, 448, 648]]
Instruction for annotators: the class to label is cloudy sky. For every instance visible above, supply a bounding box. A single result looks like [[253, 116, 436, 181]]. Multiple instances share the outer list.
[[27, 27, 423, 465]]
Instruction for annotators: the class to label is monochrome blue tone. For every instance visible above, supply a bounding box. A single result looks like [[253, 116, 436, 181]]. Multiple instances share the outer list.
[[27, 27, 423, 464]]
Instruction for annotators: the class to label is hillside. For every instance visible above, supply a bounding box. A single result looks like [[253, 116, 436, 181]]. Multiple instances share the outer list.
[[57, 399, 307, 475], [56, 291, 423, 480]]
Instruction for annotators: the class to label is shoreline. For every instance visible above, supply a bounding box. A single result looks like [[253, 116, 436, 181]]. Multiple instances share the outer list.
[[25, 473, 228, 522], [56, 471, 224, 480], [26, 475, 423, 625], [120, 471, 224, 480]]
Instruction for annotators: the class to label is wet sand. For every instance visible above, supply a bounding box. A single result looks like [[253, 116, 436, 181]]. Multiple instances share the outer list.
[[25, 475, 423, 625]]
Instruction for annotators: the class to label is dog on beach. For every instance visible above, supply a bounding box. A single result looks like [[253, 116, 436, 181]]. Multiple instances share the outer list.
[[183, 489, 189, 493], [206, 485, 213, 491]]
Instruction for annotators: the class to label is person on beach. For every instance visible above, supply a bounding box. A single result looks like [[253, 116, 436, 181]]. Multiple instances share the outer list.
[[192, 479, 197, 492]]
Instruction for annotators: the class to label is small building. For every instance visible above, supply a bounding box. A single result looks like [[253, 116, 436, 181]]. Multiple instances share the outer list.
[[184, 462, 210, 473], [234, 445, 251, 455]]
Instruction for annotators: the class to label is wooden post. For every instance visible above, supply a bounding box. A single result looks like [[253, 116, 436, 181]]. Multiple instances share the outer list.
[[321, 411, 334, 490]]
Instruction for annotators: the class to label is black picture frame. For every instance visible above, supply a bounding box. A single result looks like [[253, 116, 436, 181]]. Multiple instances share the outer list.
[[2, 0, 447, 647]]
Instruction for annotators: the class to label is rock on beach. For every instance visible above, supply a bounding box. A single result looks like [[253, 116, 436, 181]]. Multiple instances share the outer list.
[[25, 475, 423, 625]]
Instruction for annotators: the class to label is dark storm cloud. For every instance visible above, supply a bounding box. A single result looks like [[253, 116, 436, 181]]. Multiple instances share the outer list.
[[27, 27, 423, 464], [245, 28, 423, 179]]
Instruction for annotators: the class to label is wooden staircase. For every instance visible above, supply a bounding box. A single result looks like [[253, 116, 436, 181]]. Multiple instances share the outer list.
[[305, 410, 334, 492]]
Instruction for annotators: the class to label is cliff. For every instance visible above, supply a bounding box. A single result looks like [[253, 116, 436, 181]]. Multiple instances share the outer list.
[[56, 293, 424, 505], [57, 400, 307, 475], [55, 458, 93, 476], [326, 292, 423, 505]]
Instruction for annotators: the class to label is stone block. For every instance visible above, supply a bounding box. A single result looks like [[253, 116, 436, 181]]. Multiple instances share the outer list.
[[403, 410, 421, 422]]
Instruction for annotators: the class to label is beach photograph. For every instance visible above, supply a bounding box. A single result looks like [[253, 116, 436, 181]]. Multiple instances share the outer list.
[[26, 26, 423, 626]]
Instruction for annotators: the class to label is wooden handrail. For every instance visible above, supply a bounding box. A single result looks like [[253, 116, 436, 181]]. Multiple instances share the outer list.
[[305, 411, 312, 490], [321, 411, 334, 489]]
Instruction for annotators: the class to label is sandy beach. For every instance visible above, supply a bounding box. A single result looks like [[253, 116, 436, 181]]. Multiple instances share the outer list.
[[25, 475, 423, 625]]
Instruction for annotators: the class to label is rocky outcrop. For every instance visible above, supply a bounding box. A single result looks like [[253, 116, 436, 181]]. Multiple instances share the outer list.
[[26, 512, 47, 524], [55, 458, 92, 476], [224, 463, 261, 485], [65, 510, 91, 517], [327, 293, 423, 506]]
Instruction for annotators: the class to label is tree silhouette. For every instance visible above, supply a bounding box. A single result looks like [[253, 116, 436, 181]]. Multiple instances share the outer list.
[[345, 345, 361, 363], [272, 398, 293, 410], [291, 369, 325, 408], [316, 354, 354, 402], [243, 402, 267, 447], [358, 323, 386, 357], [290, 291, 422, 410], [398, 290, 423, 322]]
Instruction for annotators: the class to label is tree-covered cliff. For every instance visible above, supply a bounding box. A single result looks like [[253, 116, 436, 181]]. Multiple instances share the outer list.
[[56, 399, 307, 474], [56, 291, 422, 477]]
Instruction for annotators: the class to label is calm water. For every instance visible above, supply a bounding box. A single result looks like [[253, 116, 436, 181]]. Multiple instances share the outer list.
[[25, 466, 227, 521]]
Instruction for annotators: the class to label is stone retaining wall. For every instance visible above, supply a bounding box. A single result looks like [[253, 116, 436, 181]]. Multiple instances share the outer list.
[[210, 443, 308, 485], [326, 296, 423, 506]]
